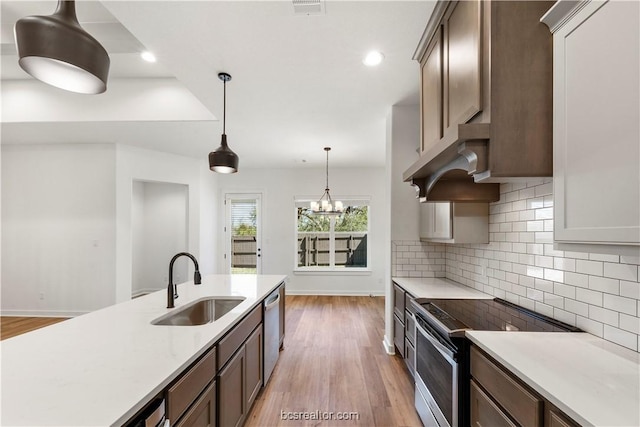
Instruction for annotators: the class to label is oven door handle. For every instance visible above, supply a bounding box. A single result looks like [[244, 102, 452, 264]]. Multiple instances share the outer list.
[[415, 321, 456, 363]]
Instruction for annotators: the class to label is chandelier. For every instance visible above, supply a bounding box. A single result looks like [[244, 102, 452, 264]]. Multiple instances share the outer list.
[[310, 147, 343, 215]]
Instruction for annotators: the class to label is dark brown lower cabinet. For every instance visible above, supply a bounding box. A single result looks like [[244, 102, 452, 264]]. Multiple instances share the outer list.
[[393, 314, 405, 358], [470, 379, 516, 427], [218, 325, 264, 427], [219, 346, 246, 427], [245, 326, 263, 409], [471, 346, 580, 427], [175, 381, 216, 427]]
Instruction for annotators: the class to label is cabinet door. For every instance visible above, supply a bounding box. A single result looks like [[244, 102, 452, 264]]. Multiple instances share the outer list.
[[393, 284, 405, 319], [470, 380, 517, 427], [174, 381, 216, 427], [245, 326, 263, 410], [420, 202, 452, 240], [218, 347, 246, 427], [420, 28, 443, 155], [393, 314, 405, 358], [443, 0, 482, 135], [553, 0, 640, 249]]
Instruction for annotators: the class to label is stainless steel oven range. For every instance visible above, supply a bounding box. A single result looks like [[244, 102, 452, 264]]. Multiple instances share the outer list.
[[410, 298, 581, 427]]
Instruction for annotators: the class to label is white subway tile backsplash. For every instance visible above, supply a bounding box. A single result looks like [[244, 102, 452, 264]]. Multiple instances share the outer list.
[[535, 182, 553, 197], [604, 262, 638, 282], [589, 253, 620, 263], [620, 255, 640, 265], [620, 281, 640, 299], [554, 257, 576, 272], [576, 260, 604, 276], [534, 301, 554, 317], [535, 207, 553, 220], [534, 232, 553, 244], [535, 256, 554, 268], [603, 294, 637, 316], [544, 294, 564, 309], [620, 314, 640, 334], [588, 276, 620, 295], [577, 316, 604, 337], [437, 181, 640, 352], [603, 325, 638, 351], [565, 272, 590, 289], [554, 283, 576, 299], [553, 308, 577, 326], [588, 306, 619, 327], [566, 299, 590, 317], [576, 287, 603, 306], [544, 268, 564, 283]]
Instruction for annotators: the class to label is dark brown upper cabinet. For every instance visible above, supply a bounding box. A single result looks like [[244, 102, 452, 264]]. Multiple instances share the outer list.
[[405, 0, 554, 202]]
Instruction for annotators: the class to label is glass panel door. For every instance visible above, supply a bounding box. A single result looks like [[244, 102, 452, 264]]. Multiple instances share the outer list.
[[225, 194, 262, 274]]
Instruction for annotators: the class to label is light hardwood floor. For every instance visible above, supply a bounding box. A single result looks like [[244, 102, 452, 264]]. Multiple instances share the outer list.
[[1, 296, 420, 427], [1, 316, 67, 340], [246, 295, 421, 427]]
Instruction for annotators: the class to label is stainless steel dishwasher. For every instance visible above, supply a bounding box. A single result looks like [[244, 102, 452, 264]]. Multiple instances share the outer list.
[[263, 287, 281, 385]]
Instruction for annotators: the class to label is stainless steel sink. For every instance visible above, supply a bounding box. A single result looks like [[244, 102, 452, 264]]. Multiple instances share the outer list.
[[152, 297, 245, 326]]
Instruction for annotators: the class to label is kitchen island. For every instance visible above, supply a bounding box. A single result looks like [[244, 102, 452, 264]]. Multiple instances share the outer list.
[[0, 274, 286, 427]]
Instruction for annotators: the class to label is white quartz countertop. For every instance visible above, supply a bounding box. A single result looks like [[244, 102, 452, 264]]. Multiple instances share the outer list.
[[1, 274, 286, 427], [392, 277, 493, 299], [466, 331, 640, 427]]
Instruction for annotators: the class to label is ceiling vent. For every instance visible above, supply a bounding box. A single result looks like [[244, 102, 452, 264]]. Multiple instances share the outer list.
[[292, 0, 325, 15]]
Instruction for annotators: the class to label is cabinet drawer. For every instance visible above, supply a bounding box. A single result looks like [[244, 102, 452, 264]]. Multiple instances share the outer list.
[[405, 309, 415, 345], [393, 284, 405, 319], [404, 338, 415, 378], [470, 346, 543, 427], [405, 292, 417, 316], [218, 305, 262, 370], [393, 314, 405, 358], [174, 380, 216, 427], [167, 347, 216, 423], [470, 379, 517, 427]]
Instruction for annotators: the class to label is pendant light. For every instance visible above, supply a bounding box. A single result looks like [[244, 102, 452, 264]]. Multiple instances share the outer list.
[[310, 147, 344, 215], [14, 0, 110, 94], [209, 72, 239, 174]]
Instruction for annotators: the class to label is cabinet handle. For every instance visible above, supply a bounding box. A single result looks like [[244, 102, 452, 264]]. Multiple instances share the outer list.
[[265, 293, 280, 310]]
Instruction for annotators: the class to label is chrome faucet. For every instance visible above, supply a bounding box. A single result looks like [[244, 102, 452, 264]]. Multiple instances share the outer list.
[[167, 252, 202, 308]]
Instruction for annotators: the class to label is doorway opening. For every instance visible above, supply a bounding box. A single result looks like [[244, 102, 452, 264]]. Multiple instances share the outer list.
[[225, 193, 262, 274], [131, 181, 189, 297]]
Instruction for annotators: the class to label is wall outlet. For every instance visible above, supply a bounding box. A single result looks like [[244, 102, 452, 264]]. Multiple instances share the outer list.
[[39, 292, 44, 300]]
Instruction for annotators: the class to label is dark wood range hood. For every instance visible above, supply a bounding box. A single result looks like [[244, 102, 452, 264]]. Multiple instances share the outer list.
[[405, 0, 555, 203]]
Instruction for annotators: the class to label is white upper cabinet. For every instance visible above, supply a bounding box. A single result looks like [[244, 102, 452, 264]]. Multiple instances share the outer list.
[[542, 0, 640, 255], [419, 202, 488, 244]]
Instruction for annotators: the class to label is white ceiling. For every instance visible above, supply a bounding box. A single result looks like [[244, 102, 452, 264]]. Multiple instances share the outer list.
[[1, 1, 434, 168]]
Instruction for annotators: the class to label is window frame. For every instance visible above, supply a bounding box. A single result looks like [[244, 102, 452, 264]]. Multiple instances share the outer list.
[[294, 196, 371, 274]]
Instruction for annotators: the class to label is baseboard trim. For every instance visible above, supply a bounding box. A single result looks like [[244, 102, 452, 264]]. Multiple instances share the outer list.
[[285, 290, 385, 296], [0, 310, 86, 318], [383, 335, 395, 355]]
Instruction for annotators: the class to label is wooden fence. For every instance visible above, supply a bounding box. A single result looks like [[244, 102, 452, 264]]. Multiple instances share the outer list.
[[297, 233, 367, 267]]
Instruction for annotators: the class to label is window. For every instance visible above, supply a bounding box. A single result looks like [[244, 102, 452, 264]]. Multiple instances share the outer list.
[[295, 198, 370, 271]]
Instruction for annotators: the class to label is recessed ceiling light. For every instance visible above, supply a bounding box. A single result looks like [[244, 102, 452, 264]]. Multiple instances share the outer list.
[[140, 51, 156, 63], [363, 50, 384, 67]]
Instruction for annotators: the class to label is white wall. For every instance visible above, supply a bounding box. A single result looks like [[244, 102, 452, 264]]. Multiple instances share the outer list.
[[1, 144, 116, 316], [115, 145, 206, 303], [383, 104, 422, 352], [213, 166, 388, 295], [132, 181, 189, 296]]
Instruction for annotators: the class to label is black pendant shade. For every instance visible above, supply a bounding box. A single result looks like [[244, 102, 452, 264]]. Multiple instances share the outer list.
[[209, 134, 239, 174], [14, 0, 110, 94], [209, 72, 239, 174]]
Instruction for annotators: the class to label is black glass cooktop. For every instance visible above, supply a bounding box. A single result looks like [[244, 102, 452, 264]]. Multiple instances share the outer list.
[[413, 298, 581, 334]]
